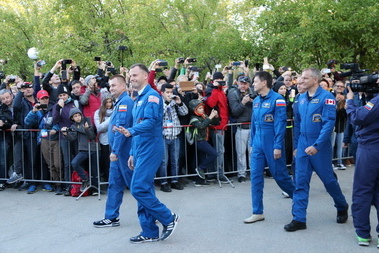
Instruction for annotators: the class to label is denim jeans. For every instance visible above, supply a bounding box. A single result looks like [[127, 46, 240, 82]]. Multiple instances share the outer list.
[[332, 132, 344, 164], [159, 137, 180, 184], [209, 129, 225, 177], [0, 135, 10, 182], [71, 151, 98, 185]]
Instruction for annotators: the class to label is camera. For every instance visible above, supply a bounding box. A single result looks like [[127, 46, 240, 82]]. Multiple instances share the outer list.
[[0, 71, 5, 79], [232, 61, 241, 66], [94, 56, 101, 61], [340, 63, 379, 93], [178, 57, 185, 64], [157, 60, 168, 66], [9, 75, 17, 83], [37, 60, 46, 67], [215, 81, 226, 86], [187, 58, 197, 63], [107, 67, 116, 73], [249, 94, 256, 99], [189, 66, 201, 72], [105, 61, 112, 66], [62, 127, 72, 132], [171, 95, 178, 99], [62, 59, 72, 65], [21, 83, 33, 89], [118, 45, 127, 51], [36, 104, 48, 110], [327, 59, 339, 69]]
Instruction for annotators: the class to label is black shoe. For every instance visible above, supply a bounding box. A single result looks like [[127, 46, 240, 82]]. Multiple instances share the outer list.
[[64, 190, 71, 197], [171, 182, 183, 190], [337, 205, 349, 224], [194, 179, 210, 187], [130, 234, 159, 244], [55, 185, 64, 195], [80, 179, 89, 192], [195, 168, 205, 179], [238, 177, 246, 183], [161, 213, 180, 241], [18, 182, 29, 191], [284, 220, 307, 232], [93, 218, 120, 228], [160, 183, 172, 192]]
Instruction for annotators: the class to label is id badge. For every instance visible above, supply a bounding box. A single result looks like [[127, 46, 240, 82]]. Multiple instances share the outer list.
[[41, 129, 48, 138]]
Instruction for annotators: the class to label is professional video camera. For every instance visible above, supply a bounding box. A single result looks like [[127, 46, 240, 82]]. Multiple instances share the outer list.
[[340, 63, 379, 93]]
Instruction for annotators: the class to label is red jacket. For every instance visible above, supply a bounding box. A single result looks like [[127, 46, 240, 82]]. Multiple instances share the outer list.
[[206, 87, 229, 130]]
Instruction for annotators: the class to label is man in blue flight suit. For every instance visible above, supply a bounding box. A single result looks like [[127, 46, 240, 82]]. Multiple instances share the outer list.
[[346, 79, 379, 247], [285, 68, 349, 232], [120, 63, 179, 244], [93, 75, 134, 228], [244, 71, 295, 224]]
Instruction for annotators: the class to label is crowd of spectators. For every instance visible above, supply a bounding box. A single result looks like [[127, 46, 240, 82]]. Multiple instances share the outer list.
[[0, 57, 356, 195]]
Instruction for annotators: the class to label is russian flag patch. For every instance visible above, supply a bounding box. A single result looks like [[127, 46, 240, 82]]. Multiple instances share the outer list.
[[118, 105, 127, 112], [148, 95, 159, 104], [276, 99, 286, 106], [364, 102, 374, 111], [325, 99, 336, 105]]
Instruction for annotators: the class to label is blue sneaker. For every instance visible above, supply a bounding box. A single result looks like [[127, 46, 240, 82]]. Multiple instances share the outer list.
[[27, 184, 37, 194], [43, 184, 54, 192]]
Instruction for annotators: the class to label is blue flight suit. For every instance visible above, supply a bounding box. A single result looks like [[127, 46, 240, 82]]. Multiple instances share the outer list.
[[250, 89, 295, 215], [293, 86, 348, 223], [346, 94, 379, 239], [104, 91, 134, 220], [127, 84, 173, 238]]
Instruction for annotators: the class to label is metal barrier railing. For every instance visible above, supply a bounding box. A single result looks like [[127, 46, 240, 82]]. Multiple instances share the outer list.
[[0, 121, 354, 197]]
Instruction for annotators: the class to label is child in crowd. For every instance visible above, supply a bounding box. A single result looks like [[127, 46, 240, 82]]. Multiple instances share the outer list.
[[188, 99, 219, 185], [61, 108, 98, 195]]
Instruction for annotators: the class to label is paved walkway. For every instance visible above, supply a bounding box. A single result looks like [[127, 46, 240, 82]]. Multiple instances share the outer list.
[[0, 166, 378, 253]]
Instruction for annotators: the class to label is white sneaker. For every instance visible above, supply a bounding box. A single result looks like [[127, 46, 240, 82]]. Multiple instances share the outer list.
[[244, 214, 265, 224], [282, 191, 290, 198], [336, 164, 346, 170]]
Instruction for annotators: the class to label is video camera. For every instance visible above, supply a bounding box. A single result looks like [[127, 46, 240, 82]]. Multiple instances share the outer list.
[[340, 63, 379, 93]]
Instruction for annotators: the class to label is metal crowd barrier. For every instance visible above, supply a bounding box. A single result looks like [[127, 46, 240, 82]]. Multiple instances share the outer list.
[[0, 121, 354, 198]]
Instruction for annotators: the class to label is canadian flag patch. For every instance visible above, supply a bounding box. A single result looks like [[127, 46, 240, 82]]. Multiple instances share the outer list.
[[325, 99, 335, 105], [148, 95, 159, 104]]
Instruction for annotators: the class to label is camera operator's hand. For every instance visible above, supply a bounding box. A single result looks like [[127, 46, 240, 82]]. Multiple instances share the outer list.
[[346, 85, 354, 100], [60, 127, 69, 135], [173, 95, 182, 104], [241, 94, 252, 105], [83, 121, 89, 129], [70, 59, 77, 69], [52, 59, 62, 73], [32, 103, 41, 113], [222, 66, 230, 76], [184, 58, 190, 66], [50, 129, 57, 135], [205, 72, 212, 80], [209, 109, 218, 119], [98, 61, 106, 71], [174, 58, 181, 69], [0, 120, 4, 127]]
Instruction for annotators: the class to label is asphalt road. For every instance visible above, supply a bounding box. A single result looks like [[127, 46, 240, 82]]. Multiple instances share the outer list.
[[0, 166, 378, 253]]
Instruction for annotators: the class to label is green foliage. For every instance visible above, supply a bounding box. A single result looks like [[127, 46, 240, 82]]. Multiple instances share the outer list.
[[0, 0, 378, 81]]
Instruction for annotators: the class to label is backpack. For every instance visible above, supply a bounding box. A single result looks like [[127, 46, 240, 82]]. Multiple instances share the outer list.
[[185, 118, 199, 145], [70, 171, 89, 197]]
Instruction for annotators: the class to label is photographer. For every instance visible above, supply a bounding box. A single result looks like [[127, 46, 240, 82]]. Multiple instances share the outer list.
[[80, 75, 102, 125], [24, 90, 59, 193], [0, 91, 12, 190], [158, 83, 188, 192], [227, 75, 254, 182], [11, 81, 39, 193], [346, 80, 379, 247]]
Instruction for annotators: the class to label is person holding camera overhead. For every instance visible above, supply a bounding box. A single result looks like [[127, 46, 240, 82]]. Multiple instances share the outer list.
[[244, 71, 295, 224], [158, 83, 188, 192], [24, 90, 60, 194], [346, 79, 379, 247]]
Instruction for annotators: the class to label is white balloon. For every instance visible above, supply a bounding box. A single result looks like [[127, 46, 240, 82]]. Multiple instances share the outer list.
[[27, 47, 39, 60]]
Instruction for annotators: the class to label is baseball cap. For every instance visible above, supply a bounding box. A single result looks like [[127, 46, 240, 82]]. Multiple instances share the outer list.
[[37, 90, 49, 99], [238, 76, 251, 84]]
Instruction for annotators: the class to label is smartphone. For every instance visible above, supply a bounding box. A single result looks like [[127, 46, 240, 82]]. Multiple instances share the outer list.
[[36, 104, 48, 110], [94, 56, 101, 61]]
